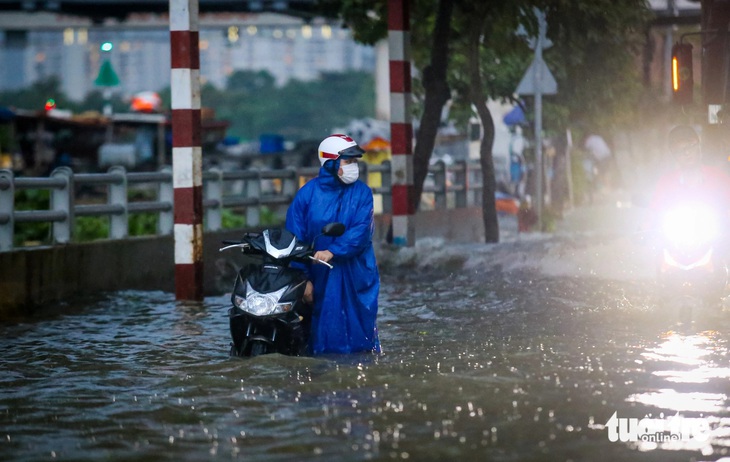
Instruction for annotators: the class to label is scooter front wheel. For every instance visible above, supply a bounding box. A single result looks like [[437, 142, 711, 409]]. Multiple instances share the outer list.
[[229, 343, 242, 357], [248, 341, 270, 357]]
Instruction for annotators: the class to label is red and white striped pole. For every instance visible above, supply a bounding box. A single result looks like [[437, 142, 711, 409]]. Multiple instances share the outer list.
[[388, 0, 415, 246], [170, 0, 204, 300]]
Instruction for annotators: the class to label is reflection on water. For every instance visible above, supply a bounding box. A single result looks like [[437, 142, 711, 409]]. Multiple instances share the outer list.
[[626, 331, 730, 455], [1, 268, 729, 461]]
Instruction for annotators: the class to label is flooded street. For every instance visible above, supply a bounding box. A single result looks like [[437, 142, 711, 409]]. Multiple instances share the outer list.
[[2, 201, 730, 461]]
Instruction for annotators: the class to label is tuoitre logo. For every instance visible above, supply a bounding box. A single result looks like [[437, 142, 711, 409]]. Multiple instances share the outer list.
[[605, 412, 710, 443]]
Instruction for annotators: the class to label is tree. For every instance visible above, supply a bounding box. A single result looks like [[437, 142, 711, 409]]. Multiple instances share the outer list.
[[411, 0, 454, 213], [0, 76, 69, 112], [0, 76, 127, 114], [227, 70, 276, 95], [446, 0, 650, 239], [447, 1, 529, 242], [321, 0, 457, 220], [543, 0, 650, 130], [165, 70, 376, 142]]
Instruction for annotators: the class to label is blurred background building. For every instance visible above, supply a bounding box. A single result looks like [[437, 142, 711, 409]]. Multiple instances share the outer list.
[[0, 12, 375, 101]]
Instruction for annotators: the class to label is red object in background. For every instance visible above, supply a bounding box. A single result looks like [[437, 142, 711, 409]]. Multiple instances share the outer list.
[[130, 91, 162, 113], [496, 196, 520, 215]]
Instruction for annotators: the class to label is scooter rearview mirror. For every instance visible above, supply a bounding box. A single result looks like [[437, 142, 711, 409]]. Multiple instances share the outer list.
[[322, 222, 345, 237]]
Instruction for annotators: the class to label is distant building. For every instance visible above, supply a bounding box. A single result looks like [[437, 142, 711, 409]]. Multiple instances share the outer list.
[[0, 12, 375, 101]]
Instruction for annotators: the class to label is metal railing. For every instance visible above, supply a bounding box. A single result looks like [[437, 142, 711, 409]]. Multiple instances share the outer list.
[[0, 160, 483, 251]]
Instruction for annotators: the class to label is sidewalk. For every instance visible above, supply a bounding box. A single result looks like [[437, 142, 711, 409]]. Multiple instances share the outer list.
[[377, 190, 657, 283], [555, 190, 645, 237]]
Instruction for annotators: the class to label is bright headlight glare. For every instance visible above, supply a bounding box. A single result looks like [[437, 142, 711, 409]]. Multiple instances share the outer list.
[[662, 205, 718, 247]]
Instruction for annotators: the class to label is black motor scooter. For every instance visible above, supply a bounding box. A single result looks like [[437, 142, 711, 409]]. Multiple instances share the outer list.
[[220, 222, 345, 357]]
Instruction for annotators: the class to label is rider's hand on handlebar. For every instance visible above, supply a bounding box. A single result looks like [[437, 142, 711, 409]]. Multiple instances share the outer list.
[[304, 281, 314, 304], [313, 250, 334, 264]]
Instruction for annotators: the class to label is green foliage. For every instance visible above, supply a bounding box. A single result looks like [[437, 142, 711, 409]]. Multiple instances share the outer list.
[[334, 0, 653, 140], [315, 0, 388, 45], [259, 206, 281, 226], [221, 209, 246, 229], [227, 70, 276, 94], [129, 212, 157, 236], [127, 190, 162, 237], [183, 70, 375, 142], [13, 189, 50, 246], [0, 76, 70, 112], [74, 89, 128, 114], [0, 76, 128, 114], [10, 181, 280, 247], [0, 124, 17, 152], [446, 0, 653, 137], [75, 216, 110, 242], [543, 0, 653, 131], [219, 206, 280, 229]]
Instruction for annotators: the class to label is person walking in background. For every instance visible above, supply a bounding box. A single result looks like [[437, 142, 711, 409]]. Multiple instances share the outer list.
[[584, 133, 613, 194]]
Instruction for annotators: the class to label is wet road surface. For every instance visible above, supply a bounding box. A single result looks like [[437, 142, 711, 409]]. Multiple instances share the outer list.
[[1, 200, 729, 461]]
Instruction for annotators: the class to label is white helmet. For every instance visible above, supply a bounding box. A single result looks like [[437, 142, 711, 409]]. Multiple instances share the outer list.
[[318, 134, 365, 166]]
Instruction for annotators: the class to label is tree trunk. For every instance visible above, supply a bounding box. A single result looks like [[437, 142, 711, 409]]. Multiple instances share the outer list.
[[411, 0, 454, 211], [467, 19, 499, 243]]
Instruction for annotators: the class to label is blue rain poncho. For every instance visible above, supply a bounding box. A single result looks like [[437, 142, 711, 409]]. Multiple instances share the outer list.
[[285, 161, 381, 355]]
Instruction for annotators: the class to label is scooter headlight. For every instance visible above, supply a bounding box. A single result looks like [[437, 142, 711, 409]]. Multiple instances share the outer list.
[[235, 283, 293, 317], [662, 205, 719, 248]]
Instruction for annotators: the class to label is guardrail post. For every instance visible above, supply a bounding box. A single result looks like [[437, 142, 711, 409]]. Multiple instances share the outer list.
[[205, 167, 223, 231], [433, 160, 447, 209], [277, 167, 298, 221], [50, 166, 74, 244], [246, 168, 261, 227], [158, 166, 174, 235], [282, 166, 298, 199], [0, 169, 14, 251], [454, 160, 467, 208], [108, 166, 128, 239]]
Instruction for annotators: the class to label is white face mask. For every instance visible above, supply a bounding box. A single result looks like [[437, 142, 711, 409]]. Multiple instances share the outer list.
[[338, 162, 359, 184]]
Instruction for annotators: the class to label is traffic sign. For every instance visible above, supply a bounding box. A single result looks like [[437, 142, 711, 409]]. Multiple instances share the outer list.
[[516, 58, 557, 95]]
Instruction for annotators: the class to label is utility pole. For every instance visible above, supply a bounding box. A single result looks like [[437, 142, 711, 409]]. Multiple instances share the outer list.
[[170, 0, 204, 301], [388, 0, 415, 246], [534, 10, 546, 231], [516, 9, 556, 231]]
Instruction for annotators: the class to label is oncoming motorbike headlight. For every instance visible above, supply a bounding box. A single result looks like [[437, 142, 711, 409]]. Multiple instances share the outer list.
[[234, 282, 293, 317], [662, 204, 719, 248]]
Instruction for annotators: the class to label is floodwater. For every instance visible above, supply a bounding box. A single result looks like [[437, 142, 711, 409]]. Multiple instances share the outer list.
[[2, 203, 730, 461]]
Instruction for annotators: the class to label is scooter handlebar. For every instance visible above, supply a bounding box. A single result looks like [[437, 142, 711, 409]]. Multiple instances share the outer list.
[[219, 243, 250, 252], [308, 255, 334, 269]]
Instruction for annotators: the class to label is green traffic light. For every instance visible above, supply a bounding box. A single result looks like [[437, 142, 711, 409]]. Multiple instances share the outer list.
[[100, 42, 113, 52]]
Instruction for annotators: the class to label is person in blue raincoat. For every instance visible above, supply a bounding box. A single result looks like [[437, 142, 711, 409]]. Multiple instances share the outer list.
[[285, 134, 381, 355]]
